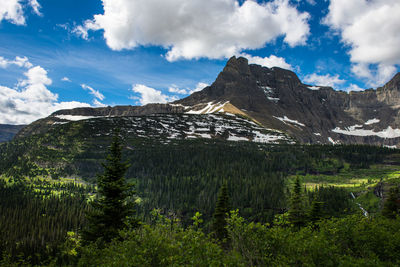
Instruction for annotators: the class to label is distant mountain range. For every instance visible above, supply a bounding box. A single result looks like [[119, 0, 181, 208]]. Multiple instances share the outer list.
[[13, 56, 400, 148], [0, 124, 25, 143]]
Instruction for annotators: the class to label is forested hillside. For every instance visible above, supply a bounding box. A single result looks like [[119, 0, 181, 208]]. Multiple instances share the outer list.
[[1, 124, 400, 265]]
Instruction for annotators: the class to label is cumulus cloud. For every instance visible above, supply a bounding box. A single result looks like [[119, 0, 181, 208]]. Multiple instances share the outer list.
[[240, 53, 293, 70], [167, 82, 209, 96], [0, 0, 25, 25], [61, 77, 71, 82], [189, 82, 209, 94], [0, 58, 90, 124], [324, 0, 400, 86], [0, 0, 42, 25], [76, 0, 309, 61], [0, 56, 32, 69], [351, 63, 397, 87], [303, 73, 346, 88], [131, 84, 177, 105], [168, 85, 188, 95], [346, 84, 364, 92]]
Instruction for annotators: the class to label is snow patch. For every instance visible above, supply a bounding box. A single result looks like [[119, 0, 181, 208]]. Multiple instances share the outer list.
[[267, 97, 279, 102], [307, 86, 320, 90], [55, 115, 100, 121], [364, 118, 380, 125], [53, 121, 68, 125], [274, 116, 305, 127], [332, 126, 400, 139], [186, 101, 229, 114], [328, 137, 339, 145], [314, 133, 321, 136], [227, 135, 249, 141]]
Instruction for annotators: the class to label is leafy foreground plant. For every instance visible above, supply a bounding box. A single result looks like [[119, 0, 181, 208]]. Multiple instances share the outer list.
[[70, 211, 400, 267], [77, 210, 241, 267]]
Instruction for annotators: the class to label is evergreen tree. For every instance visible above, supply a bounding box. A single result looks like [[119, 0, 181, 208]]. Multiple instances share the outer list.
[[288, 176, 306, 227], [82, 131, 138, 245], [382, 187, 399, 219], [213, 182, 230, 243], [309, 198, 324, 226]]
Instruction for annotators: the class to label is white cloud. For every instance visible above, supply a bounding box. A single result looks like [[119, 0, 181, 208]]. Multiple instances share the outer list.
[[0, 0, 42, 25], [93, 98, 107, 107], [168, 82, 209, 95], [351, 63, 397, 87], [81, 84, 105, 101], [303, 73, 346, 88], [346, 84, 364, 92], [132, 84, 178, 105], [0, 56, 32, 69], [240, 53, 293, 70], [0, 58, 91, 124], [0, 0, 25, 25], [76, 0, 310, 61], [61, 77, 71, 82], [168, 86, 188, 95], [189, 82, 209, 94], [324, 0, 400, 85], [73, 20, 101, 40], [29, 0, 42, 16]]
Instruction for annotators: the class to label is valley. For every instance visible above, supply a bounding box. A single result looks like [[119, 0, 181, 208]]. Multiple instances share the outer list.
[[1, 57, 400, 265]]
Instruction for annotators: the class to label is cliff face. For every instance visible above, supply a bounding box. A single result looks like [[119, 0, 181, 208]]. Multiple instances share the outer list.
[[176, 57, 400, 147], [15, 56, 400, 147]]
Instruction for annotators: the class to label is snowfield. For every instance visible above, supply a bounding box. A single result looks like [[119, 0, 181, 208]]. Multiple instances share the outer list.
[[332, 125, 400, 139], [52, 113, 294, 145]]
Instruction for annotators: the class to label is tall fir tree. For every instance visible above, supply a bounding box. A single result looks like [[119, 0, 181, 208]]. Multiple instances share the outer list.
[[82, 130, 138, 245], [212, 182, 230, 243], [382, 187, 399, 219], [309, 197, 324, 227], [288, 176, 306, 228]]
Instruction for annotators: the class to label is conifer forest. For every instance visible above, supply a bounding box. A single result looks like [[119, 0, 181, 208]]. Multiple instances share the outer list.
[[1, 128, 400, 266]]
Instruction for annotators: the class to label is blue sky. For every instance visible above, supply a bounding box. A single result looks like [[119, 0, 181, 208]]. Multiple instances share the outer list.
[[0, 0, 399, 124]]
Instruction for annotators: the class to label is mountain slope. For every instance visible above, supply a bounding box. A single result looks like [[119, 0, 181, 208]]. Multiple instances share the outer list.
[[0, 124, 25, 142], [176, 57, 400, 147], [14, 56, 400, 147]]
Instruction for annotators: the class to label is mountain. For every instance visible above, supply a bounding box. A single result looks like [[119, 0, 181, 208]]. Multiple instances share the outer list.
[[176, 56, 400, 147], [0, 124, 26, 143], [14, 56, 400, 148]]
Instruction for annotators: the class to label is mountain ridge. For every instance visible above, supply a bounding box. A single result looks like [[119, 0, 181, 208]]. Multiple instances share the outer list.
[[14, 56, 400, 147]]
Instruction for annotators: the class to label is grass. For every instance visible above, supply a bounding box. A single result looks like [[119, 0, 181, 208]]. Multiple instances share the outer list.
[[0, 175, 92, 199], [288, 162, 400, 215], [291, 164, 400, 192]]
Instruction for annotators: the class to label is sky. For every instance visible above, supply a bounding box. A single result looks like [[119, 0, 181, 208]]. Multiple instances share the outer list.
[[0, 0, 399, 125]]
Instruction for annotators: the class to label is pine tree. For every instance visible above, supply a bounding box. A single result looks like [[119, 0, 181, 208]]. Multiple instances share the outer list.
[[382, 187, 399, 219], [288, 176, 306, 228], [309, 197, 324, 226], [82, 131, 138, 245], [212, 182, 230, 243]]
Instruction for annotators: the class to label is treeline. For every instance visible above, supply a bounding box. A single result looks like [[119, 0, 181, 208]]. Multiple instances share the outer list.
[[0, 179, 94, 265], [0, 133, 394, 225]]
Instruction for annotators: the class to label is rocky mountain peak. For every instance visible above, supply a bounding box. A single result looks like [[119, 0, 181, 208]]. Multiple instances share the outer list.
[[14, 57, 400, 148], [377, 72, 400, 106], [223, 56, 250, 75], [383, 72, 400, 91]]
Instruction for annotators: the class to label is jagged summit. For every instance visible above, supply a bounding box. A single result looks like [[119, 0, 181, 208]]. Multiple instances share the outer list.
[[14, 56, 400, 147]]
